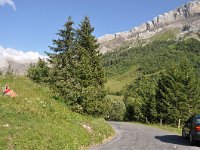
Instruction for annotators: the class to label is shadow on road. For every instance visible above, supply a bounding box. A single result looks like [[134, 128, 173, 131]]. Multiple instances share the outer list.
[[155, 135, 200, 147]]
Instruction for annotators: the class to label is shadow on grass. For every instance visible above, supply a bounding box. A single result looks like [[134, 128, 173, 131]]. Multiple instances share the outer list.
[[155, 135, 200, 147]]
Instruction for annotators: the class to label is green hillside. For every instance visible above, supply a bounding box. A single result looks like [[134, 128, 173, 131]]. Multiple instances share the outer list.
[[103, 38, 200, 94], [106, 66, 139, 93], [103, 35, 200, 124], [0, 76, 114, 149]]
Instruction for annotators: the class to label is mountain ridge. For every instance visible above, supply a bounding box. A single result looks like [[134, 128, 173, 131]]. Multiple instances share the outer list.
[[98, 0, 200, 53]]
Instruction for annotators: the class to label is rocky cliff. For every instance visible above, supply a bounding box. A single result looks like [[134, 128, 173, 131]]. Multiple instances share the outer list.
[[0, 57, 37, 75], [98, 0, 200, 53], [0, 48, 43, 75]]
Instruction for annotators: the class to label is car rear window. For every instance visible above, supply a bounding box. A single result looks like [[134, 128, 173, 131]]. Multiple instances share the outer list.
[[195, 117, 200, 123]]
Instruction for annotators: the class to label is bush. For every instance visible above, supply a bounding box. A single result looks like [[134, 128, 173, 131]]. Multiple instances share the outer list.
[[106, 98, 126, 121], [27, 58, 49, 83]]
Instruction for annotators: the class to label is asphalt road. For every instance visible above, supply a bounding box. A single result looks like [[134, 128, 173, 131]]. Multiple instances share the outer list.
[[90, 122, 200, 150]]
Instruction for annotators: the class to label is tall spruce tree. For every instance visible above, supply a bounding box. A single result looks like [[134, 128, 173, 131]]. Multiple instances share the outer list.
[[47, 16, 75, 100], [76, 16, 105, 87], [75, 16, 106, 115]]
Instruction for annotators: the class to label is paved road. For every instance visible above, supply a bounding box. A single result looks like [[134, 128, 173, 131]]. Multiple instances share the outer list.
[[90, 122, 200, 150]]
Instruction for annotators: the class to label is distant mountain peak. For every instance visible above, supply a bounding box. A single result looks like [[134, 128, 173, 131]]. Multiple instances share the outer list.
[[0, 46, 46, 74]]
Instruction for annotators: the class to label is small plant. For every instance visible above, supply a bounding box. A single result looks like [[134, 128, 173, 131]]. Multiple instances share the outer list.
[[106, 98, 126, 121]]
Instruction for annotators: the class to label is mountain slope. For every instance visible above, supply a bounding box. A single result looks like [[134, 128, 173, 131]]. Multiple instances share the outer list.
[[103, 38, 200, 93], [99, 0, 200, 54], [0, 76, 114, 149]]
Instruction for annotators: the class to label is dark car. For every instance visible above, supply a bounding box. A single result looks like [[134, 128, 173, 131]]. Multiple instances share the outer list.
[[182, 114, 200, 145]]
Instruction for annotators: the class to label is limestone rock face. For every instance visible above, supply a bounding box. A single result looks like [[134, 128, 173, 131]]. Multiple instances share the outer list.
[[0, 46, 46, 75], [0, 56, 9, 73], [98, 0, 200, 54], [0, 56, 37, 75]]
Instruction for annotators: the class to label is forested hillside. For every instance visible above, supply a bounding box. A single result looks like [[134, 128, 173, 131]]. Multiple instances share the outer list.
[[103, 38, 200, 124]]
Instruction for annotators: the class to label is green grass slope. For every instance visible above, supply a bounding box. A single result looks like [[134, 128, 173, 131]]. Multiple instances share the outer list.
[[103, 38, 200, 94], [103, 29, 184, 94], [106, 66, 139, 93], [0, 76, 114, 150], [149, 29, 179, 41]]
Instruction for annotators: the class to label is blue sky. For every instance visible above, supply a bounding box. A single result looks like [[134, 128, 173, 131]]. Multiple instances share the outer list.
[[0, 0, 190, 55]]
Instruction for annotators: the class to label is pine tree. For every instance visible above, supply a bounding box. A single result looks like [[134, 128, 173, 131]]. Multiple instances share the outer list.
[[75, 16, 106, 115], [47, 16, 107, 116], [46, 16, 75, 99], [156, 59, 200, 124], [76, 16, 105, 87]]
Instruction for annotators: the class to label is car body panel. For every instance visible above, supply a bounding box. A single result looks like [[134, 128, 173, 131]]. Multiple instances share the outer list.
[[182, 114, 200, 144]]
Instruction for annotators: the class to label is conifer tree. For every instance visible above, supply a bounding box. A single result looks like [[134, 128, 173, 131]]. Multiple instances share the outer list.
[[76, 16, 105, 87], [156, 60, 200, 124], [47, 16, 107, 116], [47, 16, 75, 99], [124, 75, 158, 122], [75, 16, 106, 115]]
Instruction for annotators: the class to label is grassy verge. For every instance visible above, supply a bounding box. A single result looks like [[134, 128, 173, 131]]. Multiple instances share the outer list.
[[0, 76, 114, 149], [132, 122, 182, 135]]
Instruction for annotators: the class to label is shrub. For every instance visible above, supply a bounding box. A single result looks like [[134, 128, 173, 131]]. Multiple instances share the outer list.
[[106, 98, 126, 121]]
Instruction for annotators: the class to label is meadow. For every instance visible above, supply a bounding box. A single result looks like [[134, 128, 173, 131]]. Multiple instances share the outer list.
[[0, 75, 114, 149]]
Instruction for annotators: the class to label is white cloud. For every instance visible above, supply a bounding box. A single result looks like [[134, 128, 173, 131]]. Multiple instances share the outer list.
[[0, 0, 16, 11], [0, 45, 46, 63]]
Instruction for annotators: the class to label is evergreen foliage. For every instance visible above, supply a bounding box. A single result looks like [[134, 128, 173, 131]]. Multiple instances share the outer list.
[[156, 59, 200, 124], [124, 96, 143, 121], [76, 16, 105, 87], [75, 16, 106, 115], [46, 16, 107, 116], [27, 58, 49, 83], [47, 16, 75, 98], [103, 39, 200, 77], [124, 75, 159, 122], [105, 38, 200, 124]]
